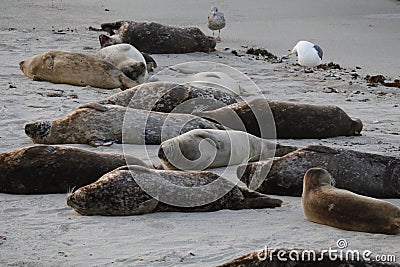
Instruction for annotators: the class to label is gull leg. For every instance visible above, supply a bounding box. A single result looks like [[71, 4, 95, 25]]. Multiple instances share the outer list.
[[216, 30, 222, 42]]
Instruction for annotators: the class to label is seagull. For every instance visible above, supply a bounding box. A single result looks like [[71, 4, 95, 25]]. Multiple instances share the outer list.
[[207, 6, 226, 42], [288, 41, 323, 70]]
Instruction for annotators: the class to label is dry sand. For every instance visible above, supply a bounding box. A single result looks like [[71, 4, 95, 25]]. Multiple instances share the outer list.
[[0, 0, 399, 266]]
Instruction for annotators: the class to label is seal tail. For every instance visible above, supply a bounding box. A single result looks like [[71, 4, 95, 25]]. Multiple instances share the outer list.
[[239, 187, 283, 209], [119, 74, 138, 90], [394, 218, 400, 234]]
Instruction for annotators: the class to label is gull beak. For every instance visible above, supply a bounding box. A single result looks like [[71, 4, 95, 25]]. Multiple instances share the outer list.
[[287, 51, 293, 57]]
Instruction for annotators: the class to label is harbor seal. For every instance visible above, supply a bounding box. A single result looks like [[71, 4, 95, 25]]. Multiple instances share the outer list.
[[238, 145, 400, 198], [0, 145, 147, 194], [302, 168, 400, 234], [24, 103, 225, 146], [186, 71, 240, 96], [96, 43, 150, 84], [19, 50, 138, 89], [97, 21, 216, 53], [158, 129, 297, 170], [194, 98, 363, 139], [99, 81, 237, 113], [66, 165, 282, 216]]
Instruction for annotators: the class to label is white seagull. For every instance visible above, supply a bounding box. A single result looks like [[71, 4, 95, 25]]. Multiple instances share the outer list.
[[288, 41, 323, 69], [207, 6, 226, 42]]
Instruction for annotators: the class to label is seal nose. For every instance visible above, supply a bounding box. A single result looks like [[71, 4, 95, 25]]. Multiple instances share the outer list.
[[19, 60, 25, 70], [24, 123, 35, 137], [158, 145, 166, 161]]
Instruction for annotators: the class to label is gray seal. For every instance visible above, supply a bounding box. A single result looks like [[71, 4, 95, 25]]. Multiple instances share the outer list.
[[303, 168, 400, 234], [194, 98, 363, 139], [19, 50, 138, 89], [24, 103, 225, 146], [238, 145, 400, 198], [99, 81, 237, 113], [97, 21, 216, 53], [66, 165, 283, 216], [158, 129, 297, 170], [0, 145, 147, 194]]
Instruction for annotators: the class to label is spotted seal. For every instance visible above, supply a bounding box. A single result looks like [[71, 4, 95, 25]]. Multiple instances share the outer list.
[[194, 98, 363, 139], [19, 50, 138, 89], [96, 43, 149, 84], [66, 165, 282, 216], [97, 21, 216, 53], [158, 129, 297, 170], [302, 168, 400, 234], [99, 81, 237, 113], [238, 145, 400, 198], [24, 103, 225, 146], [0, 145, 147, 194]]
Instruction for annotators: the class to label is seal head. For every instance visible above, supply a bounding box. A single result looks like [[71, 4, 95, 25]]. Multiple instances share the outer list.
[[25, 120, 52, 143]]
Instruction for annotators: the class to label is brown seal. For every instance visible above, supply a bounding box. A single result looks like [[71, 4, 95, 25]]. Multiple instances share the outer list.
[[19, 50, 138, 89], [238, 145, 400, 198], [0, 145, 147, 194], [99, 81, 237, 113], [66, 165, 282, 216], [24, 103, 225, 146], [302, 168, 400, 234], [97, 21, 216, 53], [194, 98, 363, 139]]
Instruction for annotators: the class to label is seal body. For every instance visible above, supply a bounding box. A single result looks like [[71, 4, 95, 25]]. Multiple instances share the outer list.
[[19, 50, 138, 89], [158, 129, 297, 170], [186, 71, 240, 96], [0, 145, 147, 194], [66, 165, 282, 216], [99, 81, 237, 113], [195, 98, 363, 139], [24, 103, 225, 146], [98, 21, 216, 53], [302, 168, 400, 234], [238, 145, 400, 198], [96, 44, 149, 84]]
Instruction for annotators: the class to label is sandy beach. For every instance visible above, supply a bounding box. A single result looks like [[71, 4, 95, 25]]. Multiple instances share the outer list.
[[0, 0, 399, 266]]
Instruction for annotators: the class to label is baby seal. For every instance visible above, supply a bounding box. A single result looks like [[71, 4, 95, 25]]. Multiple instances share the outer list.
[[159, 129, 297, 170], [0, 145, 147, 194], [302, 168, 400, 234], [19, 50, 138, 89], [194, 98, 363, 139], [99, 81, 237, 113], [98, 21, 216, 53], [67, 165, 283, 216], [24, 103, 224, 146], [238, 145, 400, 198], [96, 44, 149, 84]]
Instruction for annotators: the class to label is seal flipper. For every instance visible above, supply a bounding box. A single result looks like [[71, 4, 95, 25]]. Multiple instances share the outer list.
[[32, 75, 45, 81], [88, 138, 115, 147], [242, 197, 282, 209], [239, 187, 283, 209], [131, 198, 159, 215], [141, 53, 157, 72], [119, 74, 138, 90], [100, 21, 124, 34], [77, 102, 108, 112], [275, 143, 298, 157]]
